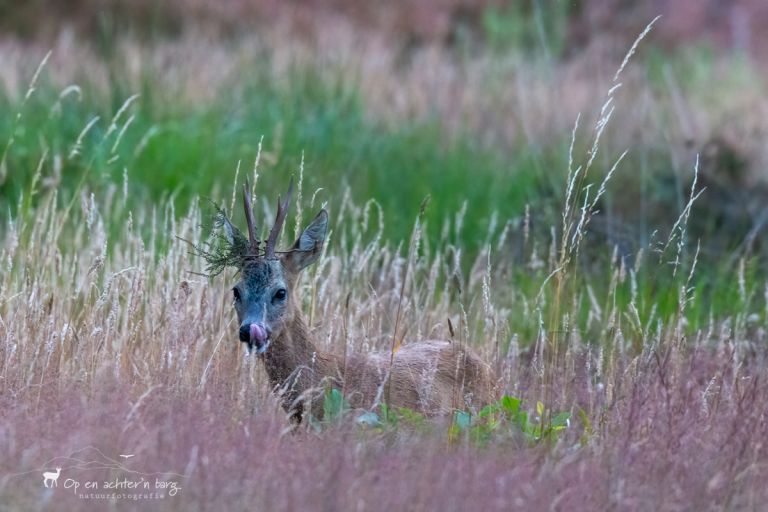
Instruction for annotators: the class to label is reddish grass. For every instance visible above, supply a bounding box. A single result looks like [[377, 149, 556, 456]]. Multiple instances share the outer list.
[[1, 11, 767, 512], [1, 344, 766, 511]]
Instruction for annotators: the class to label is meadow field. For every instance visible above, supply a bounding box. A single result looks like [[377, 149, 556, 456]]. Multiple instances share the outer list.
[[1, 2, 768, 510]]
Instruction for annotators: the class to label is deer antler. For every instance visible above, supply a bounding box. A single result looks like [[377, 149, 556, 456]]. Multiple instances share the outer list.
[[242, 177, 260, 255], [265, 177, 294, 259]]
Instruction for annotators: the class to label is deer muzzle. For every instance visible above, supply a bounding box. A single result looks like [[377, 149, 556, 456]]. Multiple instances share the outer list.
[[240, 322, 271, 354]]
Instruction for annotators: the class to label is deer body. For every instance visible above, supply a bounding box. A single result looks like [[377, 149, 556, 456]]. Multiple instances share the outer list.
[[206, 180, 497, 423], [263, 311, 496, 421]]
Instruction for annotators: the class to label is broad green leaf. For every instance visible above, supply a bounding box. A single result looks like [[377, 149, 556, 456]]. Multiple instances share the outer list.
[[379, 403, 398, 427], [323, 388, 349, 422], [516, 410, 529, 431], [454, 410, 472, 430], [398, 407, 426, 425], [448, 424, 461, 441], [356, 411, 381, 427], [500, 396, 521, 417], [552, 412, 571, 428], [478, 403, 499, 418]]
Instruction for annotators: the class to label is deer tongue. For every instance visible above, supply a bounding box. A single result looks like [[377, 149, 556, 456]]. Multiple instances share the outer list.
[[249, 323, 267, 343]]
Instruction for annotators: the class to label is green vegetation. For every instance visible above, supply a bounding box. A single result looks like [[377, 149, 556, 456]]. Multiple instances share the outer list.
[[3, 5, 768, 509], [316, 387, 573, 447], [1, 46, 765, 341], [0, 65, 550, 255], [481, 1, 573, 57]]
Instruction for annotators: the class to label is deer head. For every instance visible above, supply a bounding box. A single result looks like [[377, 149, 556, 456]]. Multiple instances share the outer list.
[[213, 179, 328, 354]]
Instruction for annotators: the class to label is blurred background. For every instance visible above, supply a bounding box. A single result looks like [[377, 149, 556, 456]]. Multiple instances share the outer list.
[[4, 6, 768, 510], [1, 0, 767, 265]]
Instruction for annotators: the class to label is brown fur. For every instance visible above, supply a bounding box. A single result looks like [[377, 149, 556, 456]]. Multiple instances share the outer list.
[[217, 183, 497, 422], [261, 296, 498, 422]]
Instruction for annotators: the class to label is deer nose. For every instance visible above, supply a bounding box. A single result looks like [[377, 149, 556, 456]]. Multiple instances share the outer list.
[[239, 323, 269, 343]]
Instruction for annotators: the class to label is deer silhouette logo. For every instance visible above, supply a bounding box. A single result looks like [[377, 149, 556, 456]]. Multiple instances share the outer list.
[[42, 468, 61, 488]]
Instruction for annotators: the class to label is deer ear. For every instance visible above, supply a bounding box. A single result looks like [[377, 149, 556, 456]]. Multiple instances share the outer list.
[[221, 215, 238, 245], [285, 209, 328, 272], [217, 210, 247, 249]]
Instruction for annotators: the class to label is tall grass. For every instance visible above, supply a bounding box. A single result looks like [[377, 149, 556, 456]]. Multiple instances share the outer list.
[[1, 16, 768, 512], [1, 166, 766, 508], [0, 54, 544, 255], [3, 22, 767, 261]]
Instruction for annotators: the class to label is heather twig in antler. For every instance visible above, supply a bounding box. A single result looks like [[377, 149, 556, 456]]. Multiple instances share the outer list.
[[189, 178, 291, 275], [183, 202, 250, 277], [202, 179, 496, 424]]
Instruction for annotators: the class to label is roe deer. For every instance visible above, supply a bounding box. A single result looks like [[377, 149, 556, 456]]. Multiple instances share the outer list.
[[43, 467, 61, 488], [204, 180, 496, 423]]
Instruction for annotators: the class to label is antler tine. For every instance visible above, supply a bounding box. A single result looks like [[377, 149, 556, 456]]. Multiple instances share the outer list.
[[242, 177, 259, 254], [265, 177, 294, 259]]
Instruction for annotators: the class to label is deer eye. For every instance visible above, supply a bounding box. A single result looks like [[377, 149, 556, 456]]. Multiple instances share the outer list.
[[232, 287, 242, 302], [273, 288, 287, 302]]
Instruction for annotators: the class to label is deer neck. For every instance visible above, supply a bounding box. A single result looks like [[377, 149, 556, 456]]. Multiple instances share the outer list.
[[260, 310, 334, 393]]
